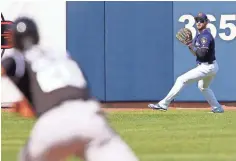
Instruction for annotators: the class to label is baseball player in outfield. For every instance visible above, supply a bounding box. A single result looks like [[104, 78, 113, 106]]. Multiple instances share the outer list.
[[148, 12, 224, 113], [1, 17, 139, 161]]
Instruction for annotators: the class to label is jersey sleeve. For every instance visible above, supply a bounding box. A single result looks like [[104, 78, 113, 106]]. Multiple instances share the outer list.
[[1, 57, 16, 76]]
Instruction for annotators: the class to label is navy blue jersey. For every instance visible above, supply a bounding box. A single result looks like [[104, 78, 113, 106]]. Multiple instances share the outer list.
[[191, 29, 216, 63]]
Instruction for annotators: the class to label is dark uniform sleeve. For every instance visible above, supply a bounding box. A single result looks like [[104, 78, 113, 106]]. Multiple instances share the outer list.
[[189, 34, 212, 58], [1, 57, 16, 76]]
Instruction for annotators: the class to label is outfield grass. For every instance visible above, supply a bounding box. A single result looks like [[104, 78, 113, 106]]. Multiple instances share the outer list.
[[2, 110, 236, 161]]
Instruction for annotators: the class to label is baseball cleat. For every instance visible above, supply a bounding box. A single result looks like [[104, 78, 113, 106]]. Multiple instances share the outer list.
[[148, 104, 167, 111], [209, 107, 224, 113]]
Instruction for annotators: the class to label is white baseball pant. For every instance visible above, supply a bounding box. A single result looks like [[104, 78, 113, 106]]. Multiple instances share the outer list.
[[18, 99, 139, 161], [159, 60, 222, 110]]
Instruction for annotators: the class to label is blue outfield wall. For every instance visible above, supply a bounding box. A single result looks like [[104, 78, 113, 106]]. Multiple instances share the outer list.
[[173, 2, 236, 101], [105, 2, 173, 101], [67, 1, 236, 102], [66, 2, 106, 101]]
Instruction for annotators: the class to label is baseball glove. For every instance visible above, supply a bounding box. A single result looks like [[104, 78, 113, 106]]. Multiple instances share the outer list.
[[176, 28, 192, 45]]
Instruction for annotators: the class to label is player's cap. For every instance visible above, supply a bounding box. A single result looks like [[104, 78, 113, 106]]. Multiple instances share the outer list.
[[194, 12, 208, 22]]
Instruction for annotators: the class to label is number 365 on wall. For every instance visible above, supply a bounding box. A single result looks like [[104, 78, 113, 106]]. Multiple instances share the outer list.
[[179, 14, 236, 41]]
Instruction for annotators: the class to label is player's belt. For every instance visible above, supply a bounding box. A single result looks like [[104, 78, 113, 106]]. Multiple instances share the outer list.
[[198, 61, 214, 65]]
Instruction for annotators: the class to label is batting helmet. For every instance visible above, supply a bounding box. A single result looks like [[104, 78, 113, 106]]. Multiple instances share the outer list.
[[11, 17, 39, 51]]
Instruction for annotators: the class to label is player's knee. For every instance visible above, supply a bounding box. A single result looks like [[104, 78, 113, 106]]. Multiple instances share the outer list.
[[176, 76, 186, 85]]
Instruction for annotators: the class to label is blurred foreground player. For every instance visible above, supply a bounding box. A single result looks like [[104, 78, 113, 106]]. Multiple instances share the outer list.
[[2, 17, 139, 161]]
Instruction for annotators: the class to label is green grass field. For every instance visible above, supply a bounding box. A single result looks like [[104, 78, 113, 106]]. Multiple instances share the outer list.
[[2, 110, 236, 161]]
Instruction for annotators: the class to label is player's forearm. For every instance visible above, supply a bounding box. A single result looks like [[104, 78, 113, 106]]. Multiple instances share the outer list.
[[1, 66, 6, 76], [188, 44, 208, 58], [188, 44, 197, 56], [189, 48, 196, 56]]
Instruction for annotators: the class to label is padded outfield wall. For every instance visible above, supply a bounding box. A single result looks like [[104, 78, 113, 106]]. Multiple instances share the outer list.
[[67, 2, 236, 102]]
